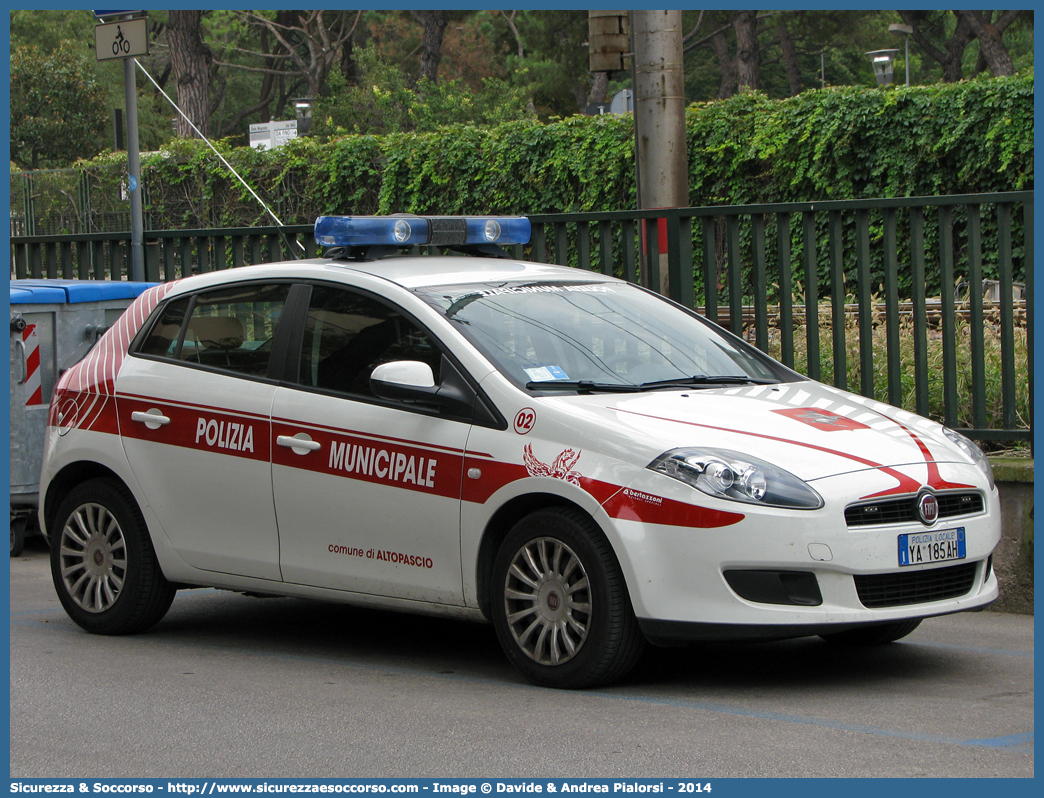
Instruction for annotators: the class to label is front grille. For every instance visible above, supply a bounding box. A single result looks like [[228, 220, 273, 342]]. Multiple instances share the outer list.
[[937, 492, 985, 517], [845, 492, 984, 527], [845, 499, 916, 526], [854, 562, 978, 608]]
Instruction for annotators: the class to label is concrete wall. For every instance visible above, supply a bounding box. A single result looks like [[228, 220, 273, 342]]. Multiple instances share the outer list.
[[988, 458, 1034, 615]]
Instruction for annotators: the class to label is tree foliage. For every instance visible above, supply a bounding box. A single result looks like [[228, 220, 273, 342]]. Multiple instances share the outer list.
[[311, 45, 535, 136], [9, 10, 1034, 169], [11, 41, 108, 169]]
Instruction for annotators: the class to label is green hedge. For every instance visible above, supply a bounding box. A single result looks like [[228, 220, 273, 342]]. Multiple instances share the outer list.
[[691, 73, 1033, 203], [113, 71, 1031, 229]]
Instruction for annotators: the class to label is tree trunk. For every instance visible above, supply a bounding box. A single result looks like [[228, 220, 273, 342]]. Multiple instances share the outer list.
[[733, 11, 760, 92], [712, 29, 737, 99], [411, 10, 448, 85], [501, 10, 524, 58], [899, 10, 975, 83], [341, 36, 359, 87], [586, 71, 609, 107], [959, 10, 1017, 77], [777, 21, 802, 96], [168, 10, 214, 139]]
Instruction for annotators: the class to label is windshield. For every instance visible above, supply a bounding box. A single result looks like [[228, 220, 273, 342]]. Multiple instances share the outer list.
[[415, 280, 795, 391]]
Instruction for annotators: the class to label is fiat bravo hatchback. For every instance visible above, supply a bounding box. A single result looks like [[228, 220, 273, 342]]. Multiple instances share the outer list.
[[40, 215, 999, 688]]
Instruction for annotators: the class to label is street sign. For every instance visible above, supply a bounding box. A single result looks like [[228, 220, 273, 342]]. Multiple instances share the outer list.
[[95, 17, 149, 61], [93, 10, 143, 19], [249, 120, 298, 151]]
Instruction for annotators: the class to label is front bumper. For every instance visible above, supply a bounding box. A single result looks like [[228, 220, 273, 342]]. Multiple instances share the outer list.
[[637, 561, 997, 645], [607, 468, 1001, 634]]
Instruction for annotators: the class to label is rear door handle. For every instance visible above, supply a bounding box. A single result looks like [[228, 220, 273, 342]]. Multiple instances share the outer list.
[[131, 409, 170, 429], [277, 434, 321, 454]]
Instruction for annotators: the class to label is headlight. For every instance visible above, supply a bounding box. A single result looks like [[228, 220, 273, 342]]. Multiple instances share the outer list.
[[648, 448, 823, 509], [942, 428, 995, 490]]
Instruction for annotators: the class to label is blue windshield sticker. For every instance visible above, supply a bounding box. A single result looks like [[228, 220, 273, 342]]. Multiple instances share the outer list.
[[525, 365, 570, 382]]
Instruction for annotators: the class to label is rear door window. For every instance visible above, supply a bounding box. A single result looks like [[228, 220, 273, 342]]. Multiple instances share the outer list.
[[137, 284, 290, 378]]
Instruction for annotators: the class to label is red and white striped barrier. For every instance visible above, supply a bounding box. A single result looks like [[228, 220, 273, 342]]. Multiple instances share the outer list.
[[21, 324, 43, 406]]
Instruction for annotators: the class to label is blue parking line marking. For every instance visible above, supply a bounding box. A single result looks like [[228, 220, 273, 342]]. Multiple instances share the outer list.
[[960, 732, 1034, 750]]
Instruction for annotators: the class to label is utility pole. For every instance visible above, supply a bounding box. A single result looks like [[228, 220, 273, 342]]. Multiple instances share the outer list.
[[124, 53, 144, 281], [632, 10, 689, 296]]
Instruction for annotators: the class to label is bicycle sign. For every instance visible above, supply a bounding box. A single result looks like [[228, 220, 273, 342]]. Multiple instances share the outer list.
[[112, 27, 131, 55], [95, 16, 149, 61]]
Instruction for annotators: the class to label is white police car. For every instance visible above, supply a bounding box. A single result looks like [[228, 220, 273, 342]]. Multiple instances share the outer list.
[[39, 214, 1000, 688]]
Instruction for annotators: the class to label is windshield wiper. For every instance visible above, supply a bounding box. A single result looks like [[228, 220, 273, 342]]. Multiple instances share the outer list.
[[639, 375, 778, 389], [526, 380, 641, 393]]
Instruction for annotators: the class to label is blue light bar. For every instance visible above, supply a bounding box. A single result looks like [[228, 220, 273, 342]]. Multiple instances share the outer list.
[[314, 215, 531, 249]]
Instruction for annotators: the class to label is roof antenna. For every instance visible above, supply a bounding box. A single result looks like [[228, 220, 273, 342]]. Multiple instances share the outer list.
[[135, 61, 306, 259]]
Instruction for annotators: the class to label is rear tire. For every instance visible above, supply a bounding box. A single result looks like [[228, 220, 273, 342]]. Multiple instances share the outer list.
[[819, 619, 922, 645], [10, 516, 26, 557], [50, 478, 175, 635], [491, 507, 645, 688]]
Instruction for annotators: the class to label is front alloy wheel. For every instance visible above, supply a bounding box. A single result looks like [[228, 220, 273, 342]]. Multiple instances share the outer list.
[[503, 536, 591, 666], [491, 507, 645, 689]]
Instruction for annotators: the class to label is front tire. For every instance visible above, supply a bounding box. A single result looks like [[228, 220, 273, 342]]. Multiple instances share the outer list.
[[819, 618, 922, 645], [50, 478, 175, 635], [491, 507, 645, 689]]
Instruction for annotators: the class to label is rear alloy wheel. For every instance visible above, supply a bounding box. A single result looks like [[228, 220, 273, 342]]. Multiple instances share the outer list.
[[50, 478, 175, 635], [491, 507, 645, 689], [819, 619, 922, 646]]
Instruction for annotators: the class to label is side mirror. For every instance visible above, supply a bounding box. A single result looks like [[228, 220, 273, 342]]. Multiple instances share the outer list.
[[370, 359, 475, 418], [370, 361, 436, 402]]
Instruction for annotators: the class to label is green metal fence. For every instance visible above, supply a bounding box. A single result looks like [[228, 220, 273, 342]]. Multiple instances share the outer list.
[[10, 192, 1032, 444]]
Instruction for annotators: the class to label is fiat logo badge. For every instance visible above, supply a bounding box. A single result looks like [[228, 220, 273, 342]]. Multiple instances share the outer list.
[[918, 493, 939, 526], [546, 592, 560, 611]]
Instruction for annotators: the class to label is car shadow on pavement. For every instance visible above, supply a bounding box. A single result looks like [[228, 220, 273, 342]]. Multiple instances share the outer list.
[[147, 586, 959, 691], [628, 632, 966, 692], [153, 588, 511, 679]]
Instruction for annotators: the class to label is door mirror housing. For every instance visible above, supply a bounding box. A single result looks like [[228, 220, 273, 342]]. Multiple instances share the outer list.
[[370, 359, 473, 417], [370, 360, 436, 394]]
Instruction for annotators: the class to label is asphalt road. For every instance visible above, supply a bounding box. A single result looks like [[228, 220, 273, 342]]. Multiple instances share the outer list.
[[9, 537, 1034, 779]]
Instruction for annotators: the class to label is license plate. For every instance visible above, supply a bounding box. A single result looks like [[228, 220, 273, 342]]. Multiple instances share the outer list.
[[898, 527, 966, 567]]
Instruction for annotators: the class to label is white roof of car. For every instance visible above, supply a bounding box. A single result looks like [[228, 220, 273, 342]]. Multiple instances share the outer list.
[[169, 256, 620, 294], [344, 254, 618, 289]]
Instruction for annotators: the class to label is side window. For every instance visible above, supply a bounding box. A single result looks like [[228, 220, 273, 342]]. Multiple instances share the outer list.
[[138, 284, 290, 378], [139, 297, 190, 358], [299, 285, 442, 398]]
